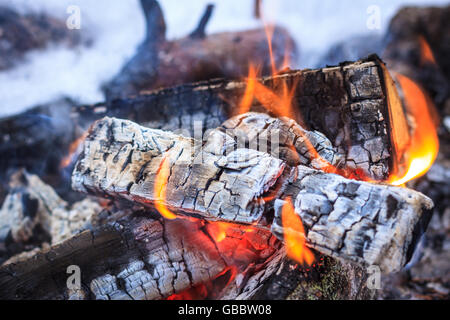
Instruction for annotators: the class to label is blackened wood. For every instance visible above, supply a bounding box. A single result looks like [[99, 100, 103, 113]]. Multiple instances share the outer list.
[[72, 117, 433, 272], [104, 56, 409, 180], [0, 209, 281, 300]]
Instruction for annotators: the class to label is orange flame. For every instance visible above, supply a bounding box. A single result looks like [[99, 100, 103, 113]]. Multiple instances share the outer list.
[[154, 155, 177, 220], [60, 132, 88, 169], [418, 35, 437, 66], [389, 73, 439, 186], [281, 198, 314, 265], [207, 221, 256, 243]]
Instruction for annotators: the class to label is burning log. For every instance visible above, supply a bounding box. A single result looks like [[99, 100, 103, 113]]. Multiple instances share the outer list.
[[72, 116, 340, 224], [72, 116, 433, 272], [104, 55, 412, 181], [0, 56, 409, 196], [0, 208, 282, 300], [103, 0, 297, 100]]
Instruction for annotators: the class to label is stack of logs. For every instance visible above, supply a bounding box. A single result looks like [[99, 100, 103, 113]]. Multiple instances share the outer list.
[[0, 55, 434, 299]]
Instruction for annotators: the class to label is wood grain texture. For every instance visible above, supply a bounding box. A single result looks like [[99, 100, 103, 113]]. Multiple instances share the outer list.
[[0, 209, 281, 300], [273, 165, 434, 273], [72, 117, 433, 272]]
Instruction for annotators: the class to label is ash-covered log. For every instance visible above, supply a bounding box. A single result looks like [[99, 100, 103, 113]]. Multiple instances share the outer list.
[[72, 116, 338, 224], [0, 169, 103, 264], [72, 116, 433, 272], [273, 166, 433, 273], [103, 0, 297, 100], [0, 208, 282, 300]]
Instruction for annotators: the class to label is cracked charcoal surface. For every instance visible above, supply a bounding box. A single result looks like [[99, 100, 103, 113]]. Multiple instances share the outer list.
[[213, 112, 342, 169], [72, 117, 286, 225], [272, 166, 434, 273], [0, 209, 281, 300], [72, 117, 433, 272]]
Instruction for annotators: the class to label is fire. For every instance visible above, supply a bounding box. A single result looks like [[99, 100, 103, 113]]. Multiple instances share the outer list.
[[281, 197, 314, 265], [60, 132, 88, 169], [418, 35, 437, 66], [208, 221, 232, 243], [154, 155, 177, 220], [166, 266, 237, 300], [389, 73, 439, 186]]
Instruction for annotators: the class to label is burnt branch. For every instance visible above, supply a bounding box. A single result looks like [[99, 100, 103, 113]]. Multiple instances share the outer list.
[[189, 4, 215, 39], [140, 0, 166, 44]]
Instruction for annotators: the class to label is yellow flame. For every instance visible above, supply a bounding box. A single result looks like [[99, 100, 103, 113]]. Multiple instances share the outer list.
[[389, 73, 439, 186], [154, 155, 177, 220], [418, 35, 437, 66]]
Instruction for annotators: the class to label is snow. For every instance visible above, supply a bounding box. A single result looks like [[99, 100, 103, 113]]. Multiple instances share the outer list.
[[0, 0, 448, 117]]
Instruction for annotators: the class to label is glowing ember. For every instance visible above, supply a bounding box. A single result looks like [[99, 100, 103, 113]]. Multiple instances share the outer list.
[[166, 266, 237, 300], [154, 155, 177, 220], [281, 197, 314, 265], [389, 73, 439, 186]]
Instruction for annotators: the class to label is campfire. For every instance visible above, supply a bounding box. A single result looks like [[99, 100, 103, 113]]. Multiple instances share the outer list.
[[0, 1, 449, 301]]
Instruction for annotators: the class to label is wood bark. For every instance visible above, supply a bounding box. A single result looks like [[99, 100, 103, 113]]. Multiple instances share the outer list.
[[72, 116, 433, 272], [0, 208, 281, 300], [103, 0, 298, 100]]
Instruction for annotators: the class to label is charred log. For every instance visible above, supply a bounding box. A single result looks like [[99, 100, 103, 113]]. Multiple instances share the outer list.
[[0, 169, 102, 264], [72, 117, 433, 272], [0, 208, 281, 300], [0, 56, 409, 203]]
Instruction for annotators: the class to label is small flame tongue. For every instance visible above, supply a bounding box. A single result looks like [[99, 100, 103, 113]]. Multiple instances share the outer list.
[[281, 198, 315, 265], [154, 155, 177, 220]]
